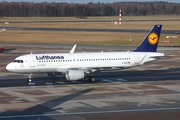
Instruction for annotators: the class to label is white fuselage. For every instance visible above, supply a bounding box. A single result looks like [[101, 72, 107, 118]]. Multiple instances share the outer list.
[[6, 52, 164, 74]]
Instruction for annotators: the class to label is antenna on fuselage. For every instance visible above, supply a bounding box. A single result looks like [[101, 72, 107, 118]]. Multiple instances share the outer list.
[[30, 52, 33, 54]]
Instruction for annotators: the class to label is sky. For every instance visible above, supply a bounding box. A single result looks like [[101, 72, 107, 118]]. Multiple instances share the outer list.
[[3, 0, 180, 3]]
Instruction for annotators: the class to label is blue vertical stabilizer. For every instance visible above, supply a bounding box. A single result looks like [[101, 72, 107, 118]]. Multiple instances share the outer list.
[[134, 25, 162, 52]]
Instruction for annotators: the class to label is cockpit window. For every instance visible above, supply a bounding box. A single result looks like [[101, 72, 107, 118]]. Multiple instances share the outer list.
[[13, 60, 23, 63]]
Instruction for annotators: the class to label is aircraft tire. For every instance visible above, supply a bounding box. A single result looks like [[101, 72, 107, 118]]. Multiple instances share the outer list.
[[89, 77, 96, 82]]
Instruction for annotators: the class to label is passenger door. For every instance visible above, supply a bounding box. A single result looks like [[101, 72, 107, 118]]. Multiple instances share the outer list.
[[29, 55, 35, 67], [135, 54, 140, 65]]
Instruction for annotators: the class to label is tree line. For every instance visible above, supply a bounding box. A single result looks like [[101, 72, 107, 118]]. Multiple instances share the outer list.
[[0, 1, 179, 17]]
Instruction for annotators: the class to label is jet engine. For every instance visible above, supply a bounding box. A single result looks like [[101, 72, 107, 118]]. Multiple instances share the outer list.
[[65, 70, 84, 80]]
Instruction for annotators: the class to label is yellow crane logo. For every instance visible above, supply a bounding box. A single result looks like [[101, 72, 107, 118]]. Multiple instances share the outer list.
[[148, 32, 158, 45]]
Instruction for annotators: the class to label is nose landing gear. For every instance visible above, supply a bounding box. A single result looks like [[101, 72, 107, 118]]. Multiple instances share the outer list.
[[28, 73, 32, 82]]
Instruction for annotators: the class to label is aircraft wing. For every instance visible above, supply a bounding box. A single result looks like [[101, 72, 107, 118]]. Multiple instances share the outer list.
[[76, 67, 131, 73]]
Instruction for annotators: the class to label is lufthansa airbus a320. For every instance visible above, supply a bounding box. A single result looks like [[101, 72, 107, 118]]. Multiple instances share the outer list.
[[6, 25, 164, 82]]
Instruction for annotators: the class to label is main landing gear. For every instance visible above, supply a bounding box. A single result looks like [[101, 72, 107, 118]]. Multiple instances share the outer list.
[[89, 76, 96, 82], [87, 72, 96, 82]]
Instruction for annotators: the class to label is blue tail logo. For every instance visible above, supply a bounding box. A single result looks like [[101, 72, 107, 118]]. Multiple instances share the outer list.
[[134, 25, 162, 52]]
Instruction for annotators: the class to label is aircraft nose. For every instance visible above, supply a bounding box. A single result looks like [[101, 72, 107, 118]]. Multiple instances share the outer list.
[[6, 63, 13, 72]]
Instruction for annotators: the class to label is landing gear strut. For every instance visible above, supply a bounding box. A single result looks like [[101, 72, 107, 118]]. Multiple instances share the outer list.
[[28, 73, 32, 82], [89, 76, 96, 82]]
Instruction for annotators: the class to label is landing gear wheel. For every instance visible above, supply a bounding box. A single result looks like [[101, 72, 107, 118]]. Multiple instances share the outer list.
[[29, 79, 32, 83], [89, 77, 96, 82]]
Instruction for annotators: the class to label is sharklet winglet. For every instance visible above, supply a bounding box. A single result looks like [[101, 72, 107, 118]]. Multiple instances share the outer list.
[[69, 44, 77, 53]]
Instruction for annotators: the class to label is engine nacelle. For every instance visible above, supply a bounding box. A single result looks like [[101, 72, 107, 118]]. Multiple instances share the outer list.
[[65, 70, 84, 80]]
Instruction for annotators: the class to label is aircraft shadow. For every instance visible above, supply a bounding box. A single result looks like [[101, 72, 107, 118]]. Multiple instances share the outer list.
[[0, 88, 93, 120]]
